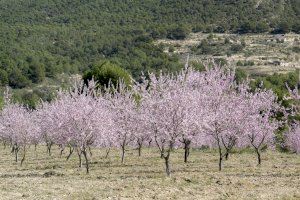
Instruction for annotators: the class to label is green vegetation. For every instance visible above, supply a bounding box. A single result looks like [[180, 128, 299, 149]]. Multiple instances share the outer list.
[[83, 61, 132, 88], [192, 36, 246, 56], [0, 0, 299, 106], [0, 0, 299, 86], [159, 33, 300, 77], [250, 70, 299, 100]]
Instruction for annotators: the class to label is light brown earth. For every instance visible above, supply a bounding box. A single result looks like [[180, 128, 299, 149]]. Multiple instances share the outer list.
[[156, 33, 300, 75], [0, 146, 299, 200]]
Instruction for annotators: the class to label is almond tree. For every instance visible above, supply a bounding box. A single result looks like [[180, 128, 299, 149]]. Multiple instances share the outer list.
[[285, 82, 299, 118], [139, 71, 196, 176], [37, 99, 66, 157], [190, 66, 244, 171], [286, 83, 300, 100], [131, 76, 153, 157], [105, 82, 136, 164], [132, 108, 150, 157], [285, 123, 300, 154], [186, 65, 283, 169], [285, 79, 299, 154], [242, 89, 282, 165], [38, 81, 113, 173], [0, 103, 40, 165]]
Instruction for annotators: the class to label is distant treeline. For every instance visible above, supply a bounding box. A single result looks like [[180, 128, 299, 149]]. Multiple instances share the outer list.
[[0, 0, 299, 89]]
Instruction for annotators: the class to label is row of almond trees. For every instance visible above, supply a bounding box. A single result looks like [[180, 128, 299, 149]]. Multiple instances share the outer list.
[[0, 64, 299, 176]]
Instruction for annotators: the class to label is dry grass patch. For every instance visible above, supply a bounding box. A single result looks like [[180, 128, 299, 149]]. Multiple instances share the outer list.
[[0, 146, 299, 199], [156, 33, 300, 76]]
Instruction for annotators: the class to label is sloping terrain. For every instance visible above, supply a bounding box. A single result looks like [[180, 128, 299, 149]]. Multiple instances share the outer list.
[[157, 33, 300, 75], [0, 0, 299, 88]]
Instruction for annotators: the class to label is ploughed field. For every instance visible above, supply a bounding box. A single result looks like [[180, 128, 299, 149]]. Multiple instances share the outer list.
[[0, 146, 299, 200]]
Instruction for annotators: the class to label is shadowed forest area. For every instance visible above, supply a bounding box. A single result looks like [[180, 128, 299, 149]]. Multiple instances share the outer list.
[[0, 0, 299, 89]]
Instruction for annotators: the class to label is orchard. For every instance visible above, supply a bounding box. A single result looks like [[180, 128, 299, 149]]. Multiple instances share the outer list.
[[0, 63, 299, 177]]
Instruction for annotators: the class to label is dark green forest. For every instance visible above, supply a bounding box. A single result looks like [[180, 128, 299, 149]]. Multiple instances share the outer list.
[[0, 0, 299, 107]]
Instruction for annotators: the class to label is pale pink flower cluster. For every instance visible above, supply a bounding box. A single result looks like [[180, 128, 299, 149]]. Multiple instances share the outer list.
[[285, 81, 300, 154], [0, 64, 286, 174], [285, 123, 300, 154]]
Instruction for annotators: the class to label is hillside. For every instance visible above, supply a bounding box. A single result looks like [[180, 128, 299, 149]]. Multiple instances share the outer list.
[[0, 0, 299, 89], [157, 33, 300, 75]]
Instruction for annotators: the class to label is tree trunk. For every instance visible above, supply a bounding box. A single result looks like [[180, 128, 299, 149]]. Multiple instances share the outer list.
[[160, 146, 164, 158], [34, 144, 37, 151], [66, 146, 74, 161], [15, 150, 18, 162], [14, 146, 19, 163], [256, 148, 261, 165], [184, 147, 189, 163], [76, 148, 82, 168], [121, 145, 125, 164], [148, 139, 152, 147], [105, 148, 110, 159], [218, 145, 223, 171], [138, 144, 142, 157], [225, 152, 229, 160], [164, 154, 171, 177], [11, 145, 15, 154], [183, 140, 191, 163], [59, 146, 65, 158], [47, 143, 52, 156], [162, 143, 173, 177], [20, 146, 26, 166], [82, 150, 89, 174], [88, 146, 93, 157], [219, 155, 222, 171]]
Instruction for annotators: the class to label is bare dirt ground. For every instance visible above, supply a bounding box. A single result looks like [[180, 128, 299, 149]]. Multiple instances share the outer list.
[[156, 33, 300, 75], [0, 146, 299, 200]]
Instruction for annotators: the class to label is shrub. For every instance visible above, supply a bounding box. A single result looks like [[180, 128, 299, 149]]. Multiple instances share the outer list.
[[83, 61, 132, 88]]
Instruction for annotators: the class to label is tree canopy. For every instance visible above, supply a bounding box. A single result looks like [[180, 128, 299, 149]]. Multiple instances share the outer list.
[[0, 0, 299, 88], [83, 61, 132, 88]]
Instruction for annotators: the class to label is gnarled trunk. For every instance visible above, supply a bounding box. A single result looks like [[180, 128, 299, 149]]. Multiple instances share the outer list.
[[66, 146, 74, 161], [255, 148, 261, 165], [249, 133, 265, 166], [148, 139, 152, 148], [76, 148, 82, 168], [121, 145, 125, 164], [20, 146, 26, 166], [105, 148, 110, 159], [82, 149, 89, 174], [225, 152, 229, 160], [12, 144, 20, 163], [217, 138, 223, 171], [59, 146, 64, 158], [184, 147, 190, 163], [88, 146, 93, 157], [15, 146, 19, 163], [162, 142, 174, 177], [183, 139, 191, 163], [15, 149, 18, 163], [164, 155, 171, 177], [219, 154, 223, 171], [46, 142, 53, 156], [138, 146, 142, 157]]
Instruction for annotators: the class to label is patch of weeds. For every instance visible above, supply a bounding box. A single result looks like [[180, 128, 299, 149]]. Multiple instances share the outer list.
[[43, 171, 64, 178]]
